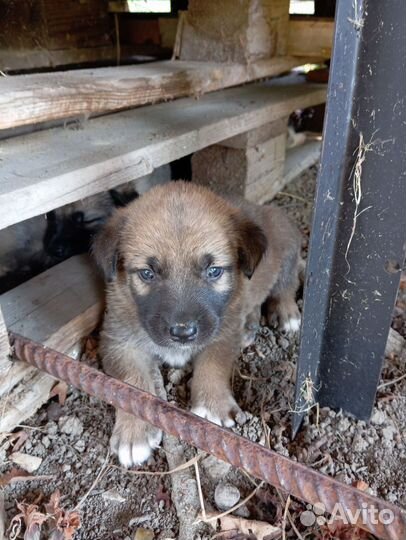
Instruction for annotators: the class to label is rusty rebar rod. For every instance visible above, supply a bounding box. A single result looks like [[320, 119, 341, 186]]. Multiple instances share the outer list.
[[9, 332, 406, 540]]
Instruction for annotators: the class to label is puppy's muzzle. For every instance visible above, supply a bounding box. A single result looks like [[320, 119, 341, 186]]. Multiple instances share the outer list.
[[169, 322, 198, 343]]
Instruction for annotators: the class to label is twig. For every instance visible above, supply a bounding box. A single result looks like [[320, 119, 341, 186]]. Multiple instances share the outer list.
[[277, 490, 305, 540], [277, 192, 309, 204], [74, 451, 110, 510], [197, 481, 264, 525], [378, 373, 406, 390], [282, 495, 290, 540], [194, 460, 207, 520]]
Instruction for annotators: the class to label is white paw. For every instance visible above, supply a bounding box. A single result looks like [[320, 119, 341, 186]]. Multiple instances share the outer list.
[[283, 316, 301, 333], [191, 405, 235, 428], [112, 428, 162, 468], [118, 442, 152, 467]]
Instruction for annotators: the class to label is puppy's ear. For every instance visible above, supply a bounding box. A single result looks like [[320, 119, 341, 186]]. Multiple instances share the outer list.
[[92, 208, 127, 282], [232, 214, 267, 279]]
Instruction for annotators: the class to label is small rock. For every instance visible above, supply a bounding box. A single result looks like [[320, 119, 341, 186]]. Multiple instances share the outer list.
[[46, 422, 58, 435], [352, 434, 369, 452], [134, 528, 154, 540], [235, 410, 247, 425], [62, 464, 71, 472], [129, 515, 153, 527], [10, 452, 42, 473], [58, 416, 83, 437], [74, 439, 86, 453], [201, 455, 232, 481], [382, 424, 396, 441], [102, 490, 126, 503], [42, 436, 50, 449], [337, 417, 351, 432], [214, 483, 240, 511], [234, 504, 250, 518], [278, 337, 289, 350], [371, 409, 386, 426]]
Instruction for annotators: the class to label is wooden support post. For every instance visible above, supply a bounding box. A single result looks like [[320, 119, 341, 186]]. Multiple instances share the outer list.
[[0, 255, 103, 432], [178, 0, 290, 62], [192, 118, 288, 203]]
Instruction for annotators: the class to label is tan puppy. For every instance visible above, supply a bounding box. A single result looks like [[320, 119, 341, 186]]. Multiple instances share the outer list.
[[93, 181, 301, 467]]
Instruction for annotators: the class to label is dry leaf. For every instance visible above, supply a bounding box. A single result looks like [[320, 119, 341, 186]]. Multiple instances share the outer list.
[[50, 381, 69, 406], [0, 468, 53, 487], [352, 480, 369, 492], [45, 490, 81, 540], [209, 513, 280, 540], [8, 502, 47, 540], [10, 452, 42, 473], [9, 430, 29, 453]]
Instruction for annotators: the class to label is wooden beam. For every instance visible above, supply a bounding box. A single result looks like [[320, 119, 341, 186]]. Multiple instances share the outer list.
[[0, 82, 326, 230], [0, 56, 321, 130], [178, 0, 290, 62], [192, 121, 288, 203], [0, 255, 103, 432], [288, 18, 335, 58], [0, 45, 138, 73]]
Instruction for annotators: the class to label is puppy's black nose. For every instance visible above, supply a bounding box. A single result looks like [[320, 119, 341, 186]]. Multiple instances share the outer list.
[[169, 322, 197, 342]]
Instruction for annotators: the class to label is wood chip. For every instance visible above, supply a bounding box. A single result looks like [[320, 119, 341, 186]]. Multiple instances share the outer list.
[[208, 512, 281, 540], [10, 452, 42, 473], [134, 528, 154, 540]]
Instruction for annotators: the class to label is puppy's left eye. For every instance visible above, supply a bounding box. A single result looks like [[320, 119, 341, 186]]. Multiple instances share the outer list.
[[206, 266, 223, 280], [138, 268, 155, 282]]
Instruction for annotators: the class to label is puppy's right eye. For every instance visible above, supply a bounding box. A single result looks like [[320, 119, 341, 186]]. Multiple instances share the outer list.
[[138, 268, 155, 282]]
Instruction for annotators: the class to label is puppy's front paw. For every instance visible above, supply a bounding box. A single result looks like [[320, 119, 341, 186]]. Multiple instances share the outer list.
[[282, 313, 301, 333], [110, 411, 162, 467], [191, 392, 241, 428]]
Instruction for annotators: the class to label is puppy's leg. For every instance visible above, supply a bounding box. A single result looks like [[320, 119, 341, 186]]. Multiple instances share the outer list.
[[102, 346, 162, 467], [267, 249, 301, 333], [191, 341, 241, 427], [241, 304, 261, 348], [267, 288, 301, 333]]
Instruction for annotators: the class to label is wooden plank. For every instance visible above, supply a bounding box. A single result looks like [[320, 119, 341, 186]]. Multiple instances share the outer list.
[[221, 117, 288, 149], [0, 306, 10, 380], [0, 45, 138, 73], [0, 56, 321, 130], [0, 82, 326, 230], [288, 18, 335, 58], [283, 138, 321, 185], [0, 255, 103, 432]]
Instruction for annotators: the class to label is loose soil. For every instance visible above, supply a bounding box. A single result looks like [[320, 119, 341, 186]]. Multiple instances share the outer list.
[[1, 166, 405, 539]]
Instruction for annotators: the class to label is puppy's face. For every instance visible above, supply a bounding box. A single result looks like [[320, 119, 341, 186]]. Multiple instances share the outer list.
[[94, 182, 266, 352]]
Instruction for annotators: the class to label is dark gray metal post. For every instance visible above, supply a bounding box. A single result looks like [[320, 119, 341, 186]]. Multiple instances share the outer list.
[[293, 0, 406, 435]]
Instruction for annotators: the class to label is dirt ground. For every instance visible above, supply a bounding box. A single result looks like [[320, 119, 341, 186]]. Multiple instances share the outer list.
[[1, 165, 405, 539]]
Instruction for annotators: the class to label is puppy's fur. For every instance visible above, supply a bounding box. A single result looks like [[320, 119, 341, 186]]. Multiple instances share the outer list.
[[94, 181, 302, 467]]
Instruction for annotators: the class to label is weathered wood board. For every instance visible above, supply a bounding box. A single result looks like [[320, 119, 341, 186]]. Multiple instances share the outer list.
[[0, 56, 320, 130], [0, 82, 327, 230]]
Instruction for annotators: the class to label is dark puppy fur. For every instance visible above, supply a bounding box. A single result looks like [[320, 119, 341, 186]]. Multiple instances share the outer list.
[[93, 181, 302, 467]]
